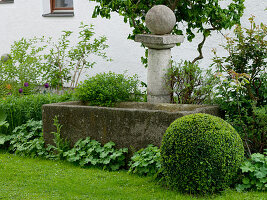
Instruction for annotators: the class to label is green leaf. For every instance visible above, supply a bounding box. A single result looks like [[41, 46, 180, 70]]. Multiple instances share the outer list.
[[0, 136, 6, 145], [251, 153, 265, 163], [255, 181, 263, 189], [100, 151, 109, 158], [0, 109, 7, 122], [104, 141, 115, 149], [254, 167, 267, 179], [242, 177, 250, 185], [241, 161, 255, 172], [102, 158, 111, 164], [260, 177, 267, 184]]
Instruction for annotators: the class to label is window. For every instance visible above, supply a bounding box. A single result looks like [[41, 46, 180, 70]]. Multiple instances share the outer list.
[[0, 0, 14, 4], [51, 0, 73, 13], [43, 0, 74, 17]]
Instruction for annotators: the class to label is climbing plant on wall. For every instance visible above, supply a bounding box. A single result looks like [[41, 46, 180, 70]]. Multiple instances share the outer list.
[[89, 0, 245, 63]]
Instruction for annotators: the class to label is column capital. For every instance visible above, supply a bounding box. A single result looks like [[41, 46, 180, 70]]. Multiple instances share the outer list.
[[135, 34, 184, 49]]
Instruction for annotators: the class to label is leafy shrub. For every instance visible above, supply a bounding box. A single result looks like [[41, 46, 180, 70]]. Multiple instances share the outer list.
[[212, 17, 266, 154], [0, 37, 47, 95], [166, 60, 218, 104], [63, 137, 128, 171], [0, 93, 75, 135], [236, 150, 267, 192], [161, 113, 244, 194], [4, 120, 47, 157], [75, 72, 143, 106], [128, 144, 161, 176], [0, 23, 110, 93], [44, 23, 110, 90]]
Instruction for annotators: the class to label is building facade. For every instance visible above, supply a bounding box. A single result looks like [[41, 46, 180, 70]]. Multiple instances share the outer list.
[[0, 0, 266, 83]]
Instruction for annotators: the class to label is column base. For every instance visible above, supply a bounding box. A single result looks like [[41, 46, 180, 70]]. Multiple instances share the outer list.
[[147, 95, 170, 104]]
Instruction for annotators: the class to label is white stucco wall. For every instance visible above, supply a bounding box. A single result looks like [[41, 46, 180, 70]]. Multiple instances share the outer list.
[[0, 0, 266, 84]]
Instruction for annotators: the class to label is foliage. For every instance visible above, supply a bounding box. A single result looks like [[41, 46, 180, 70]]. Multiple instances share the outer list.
[[166, 60, 218, 104], [0, 109, 9, 146], [43, 23, 110, 90], [161, 113, 244, 194], [1, 116, 127, 172], [0, 37, 47, 96], [75, 72, 143, 107], [1, 120, 47, 157], [212, 17, 267, 154], [90, 0, 244, 63], [236, 150, 267, 192], [0, 23, 110, 95], [46, 116, 70, 160], [0, 109, 9, 129], [0, 93, 75, 135], [128, 144, 161, 176], [63, 137, 128, 171]]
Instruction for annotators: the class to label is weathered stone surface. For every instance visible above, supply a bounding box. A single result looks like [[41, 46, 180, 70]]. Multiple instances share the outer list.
[[147, 48, 171, 103], [135, 34, 184, 49], [145, 5, 176, 35], [135, 35, 184, 103], [42, 101, 222, 157]]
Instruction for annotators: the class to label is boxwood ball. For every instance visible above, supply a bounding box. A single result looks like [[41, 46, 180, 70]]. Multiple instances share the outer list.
[[161, 113, 244, 194]]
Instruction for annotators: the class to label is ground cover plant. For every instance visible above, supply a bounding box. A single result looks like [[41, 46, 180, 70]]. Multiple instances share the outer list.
[[236, 150, 267, 192], [2, 120, 47, 158], [63, 137, 128, 171], [128, 144, 161, 177], [1, 152, 266, 200], [0, 116, 129, 171]]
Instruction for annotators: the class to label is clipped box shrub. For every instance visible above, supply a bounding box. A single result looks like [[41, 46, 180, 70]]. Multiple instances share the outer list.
[[161, 113, 244, 194], [75, 72, 143, 107]]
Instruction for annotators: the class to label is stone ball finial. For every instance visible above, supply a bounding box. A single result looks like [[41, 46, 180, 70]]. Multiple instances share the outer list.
[[145, 5, 176, 35]]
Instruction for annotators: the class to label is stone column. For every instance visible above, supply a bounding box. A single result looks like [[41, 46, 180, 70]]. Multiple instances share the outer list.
[[135, 5, 184, 103]]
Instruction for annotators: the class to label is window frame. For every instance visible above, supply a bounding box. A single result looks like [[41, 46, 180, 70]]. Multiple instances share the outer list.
[[0, 0, 14, 4], [50, 0, 73, 13]]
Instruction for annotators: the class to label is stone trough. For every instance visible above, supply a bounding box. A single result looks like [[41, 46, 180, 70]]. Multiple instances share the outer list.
[[42, 101, 221, 153]]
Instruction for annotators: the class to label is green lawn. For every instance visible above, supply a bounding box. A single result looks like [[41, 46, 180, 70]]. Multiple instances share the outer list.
[[0, 152, 265, 200]]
